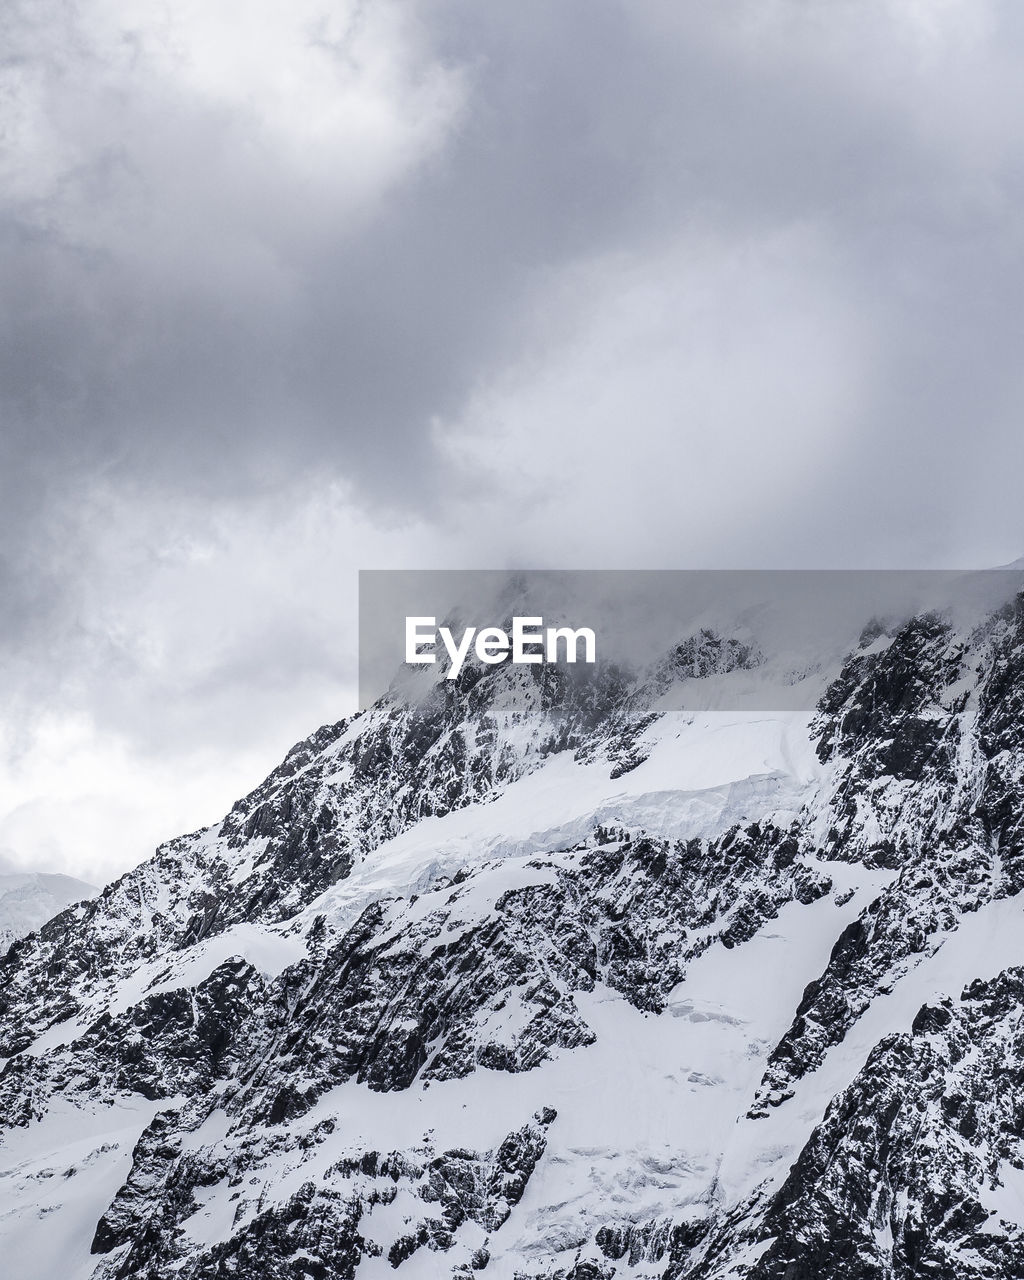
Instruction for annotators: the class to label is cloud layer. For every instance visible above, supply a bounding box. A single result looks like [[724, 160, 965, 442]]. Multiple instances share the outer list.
[[3, 0, 1024, 882]]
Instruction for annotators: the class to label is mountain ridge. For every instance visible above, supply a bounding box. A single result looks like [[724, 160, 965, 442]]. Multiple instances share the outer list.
[[0, 864, 97, 957], [1, 594, 1023, 1278]]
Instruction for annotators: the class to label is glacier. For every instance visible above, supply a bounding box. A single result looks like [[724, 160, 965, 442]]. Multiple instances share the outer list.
[[0, 595, 1023, 1278]]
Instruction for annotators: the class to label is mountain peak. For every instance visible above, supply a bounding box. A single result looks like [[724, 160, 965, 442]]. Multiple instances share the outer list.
[[0, 864, 97, 955]]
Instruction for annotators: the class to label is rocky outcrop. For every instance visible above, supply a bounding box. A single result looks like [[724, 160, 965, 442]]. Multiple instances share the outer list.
[[2, 603, 1024, 1278]]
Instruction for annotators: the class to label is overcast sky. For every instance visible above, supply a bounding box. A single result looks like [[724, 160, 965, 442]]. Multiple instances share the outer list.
[[3, 0, 1024, 885]]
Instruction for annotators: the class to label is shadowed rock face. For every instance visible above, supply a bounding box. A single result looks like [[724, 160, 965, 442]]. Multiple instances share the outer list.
[[2, 603, 1024, 1278], [706, 968, 1024, 1280]]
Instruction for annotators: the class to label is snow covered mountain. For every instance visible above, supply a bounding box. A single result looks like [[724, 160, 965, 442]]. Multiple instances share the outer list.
[[0, 863, 96, 955], [2, 591, 1024, 1279]]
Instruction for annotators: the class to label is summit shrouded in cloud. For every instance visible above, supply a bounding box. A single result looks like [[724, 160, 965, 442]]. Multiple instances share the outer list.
[[0, 853, 96, 953], [3, 1, 1024, 882], [2, 580, 1024, 1276]]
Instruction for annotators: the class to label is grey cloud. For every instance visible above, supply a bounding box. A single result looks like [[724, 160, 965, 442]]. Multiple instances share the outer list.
[[0, 2, 959, 521], [5, 2, 1020, 519], [3, 1, 1024, 847]]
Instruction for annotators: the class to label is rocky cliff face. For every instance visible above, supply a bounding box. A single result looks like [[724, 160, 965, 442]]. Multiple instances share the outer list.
[[2, 597, 1024, 1279]]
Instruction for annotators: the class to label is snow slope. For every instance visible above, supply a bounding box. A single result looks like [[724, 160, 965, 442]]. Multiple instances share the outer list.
[[2, 597, 1024, 1278]]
